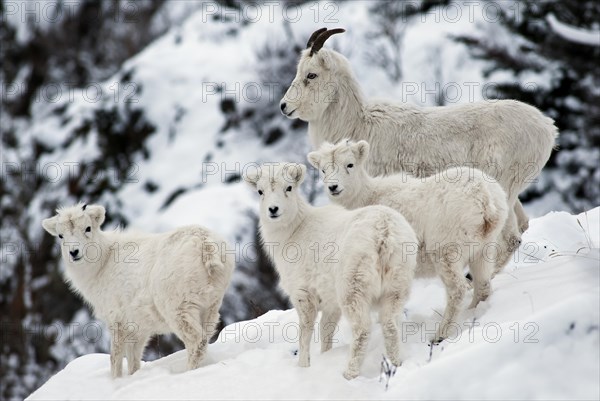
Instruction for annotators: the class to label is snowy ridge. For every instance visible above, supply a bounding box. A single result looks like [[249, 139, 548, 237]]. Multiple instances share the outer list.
[[27, 208, 600, 400]]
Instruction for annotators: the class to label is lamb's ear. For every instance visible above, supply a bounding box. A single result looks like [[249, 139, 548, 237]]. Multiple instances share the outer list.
[[42, 216, 59, 236], [243, 167, 261, 189], [351, 140, 370, 163], [307, 151, 321, 169], [85, 205, 106, 227], [285, 163, 307, 185]]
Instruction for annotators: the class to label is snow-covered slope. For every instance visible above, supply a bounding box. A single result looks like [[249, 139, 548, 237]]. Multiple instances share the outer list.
[[27, 208, 600, 400]]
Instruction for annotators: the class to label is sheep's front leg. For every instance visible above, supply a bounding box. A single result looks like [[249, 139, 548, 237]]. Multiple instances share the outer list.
[[125, 332, 149, 375], [293, 292, 317, 368], [494, 210, 521, 276], [514, 199, 529, 234], [320, 308, 341, 353], [110, 322, 125, 378]]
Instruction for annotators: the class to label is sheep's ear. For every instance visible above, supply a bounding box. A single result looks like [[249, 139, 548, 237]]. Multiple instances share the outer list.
[[85, 205, 105, 227], [42, 216, 59, 236], [307, 151, 321, 169], [351, 140, 370, 163], [243, 167, 261, 189], [285, 163, 307, 185], [317, 50, 335, 70]]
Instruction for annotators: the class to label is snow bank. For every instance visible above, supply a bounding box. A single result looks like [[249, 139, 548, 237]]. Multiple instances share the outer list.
[[27, 208, 600, 400]]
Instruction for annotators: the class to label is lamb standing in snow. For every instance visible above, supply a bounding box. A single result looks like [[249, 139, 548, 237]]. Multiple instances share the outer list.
[[280, 28, 558, 272], [42, 204, 234, 377], [308, 140, 509, 342], [244, 163, 418, 379]]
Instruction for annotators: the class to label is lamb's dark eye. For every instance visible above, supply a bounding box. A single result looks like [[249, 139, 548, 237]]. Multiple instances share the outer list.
[[307, 73, 317, 79], [321, 170, 325, 174], [286, 186, 292, 192], [85, 226, 91, 233], [58, 234, 63, 239], [258, 190, 263, 195], [347, 164, 354, 168]]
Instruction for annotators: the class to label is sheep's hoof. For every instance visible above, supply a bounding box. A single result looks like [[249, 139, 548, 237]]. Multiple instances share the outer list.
[[321, 344, 332, 353], [388, 357, 402, 367], [298, 358, 310, 368], [343, 369, 359, 380], [507, 235, 522, 252], [429, 336, 444, 346]]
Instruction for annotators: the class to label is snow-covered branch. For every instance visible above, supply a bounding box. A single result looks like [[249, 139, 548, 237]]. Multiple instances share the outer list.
[[547, 14, 600, 46]]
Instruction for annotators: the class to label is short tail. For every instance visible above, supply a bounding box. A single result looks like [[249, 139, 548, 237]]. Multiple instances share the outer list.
[[473, 183, 502, 239], [202, 240, 230, 289], [374, 216, 397, 276]]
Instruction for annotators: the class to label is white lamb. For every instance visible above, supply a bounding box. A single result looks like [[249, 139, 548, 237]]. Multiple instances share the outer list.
[[244, 163, 418, 379], [308, 140, 509, 342], [281, 28, 558, 272], [42, 204, 234, 377]]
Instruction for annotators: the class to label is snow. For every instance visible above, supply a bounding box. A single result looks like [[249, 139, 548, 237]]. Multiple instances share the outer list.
[[27, 208, 600, 400], [547, 14, 600, 46], [7, 1, 598, 397]]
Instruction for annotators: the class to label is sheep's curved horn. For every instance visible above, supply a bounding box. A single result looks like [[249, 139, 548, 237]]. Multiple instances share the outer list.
[[306, 28, 327, 48], [310, 28, 345, 56]]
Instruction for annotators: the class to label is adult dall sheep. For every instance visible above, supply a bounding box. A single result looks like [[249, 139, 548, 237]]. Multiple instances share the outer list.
[[308, 140, 509, 342], [244, 163, 417, 379], [42, 204, 234, 377], [281, 27, 558, 271]]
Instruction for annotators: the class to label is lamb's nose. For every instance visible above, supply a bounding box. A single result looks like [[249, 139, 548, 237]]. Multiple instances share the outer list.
[[280, 102, 287, 112], [328, 185, 338, 192], [269, 206, 279, 215], [70, 249, 79, 257]]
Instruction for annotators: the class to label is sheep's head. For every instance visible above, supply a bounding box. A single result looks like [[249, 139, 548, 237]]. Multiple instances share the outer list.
[[244, 163, 307, 226], [42, 203, 106, 264], [280, 28, 345, 121], [308, 140, 370, 203]]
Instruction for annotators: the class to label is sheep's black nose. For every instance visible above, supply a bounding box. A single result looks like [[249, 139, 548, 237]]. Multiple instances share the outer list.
[[70, 249, 79, 257], [280, 102, 287, 112], [269, 206, 279, 215], [328, 185, 338, 192]]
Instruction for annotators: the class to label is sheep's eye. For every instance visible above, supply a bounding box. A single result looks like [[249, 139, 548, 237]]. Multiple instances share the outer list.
[[307, 73, 317, 80], [347, 164, 354, 169], [85, 226, 91, 233], [258, 190, 263, 195], [286, 186, 292, 192], [58, 234, 63, 239], [321, 169, 325, 174]]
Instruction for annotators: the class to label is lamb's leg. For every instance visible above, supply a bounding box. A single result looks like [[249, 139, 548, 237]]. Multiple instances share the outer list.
[[342, 300, 371, 380], [514, 199, 529, 234], [203, 300, 222, 340], [434, 260, 468, 343], [468, 251, 493, 309], [379, 291, 408, 367], [110, 322, 125, 378], [175, 307, 207, 370], [494, 210, 521, 276], [293, 292, 317, 368], [320, 307, 341, 353], [125, 332, 149, 375]]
